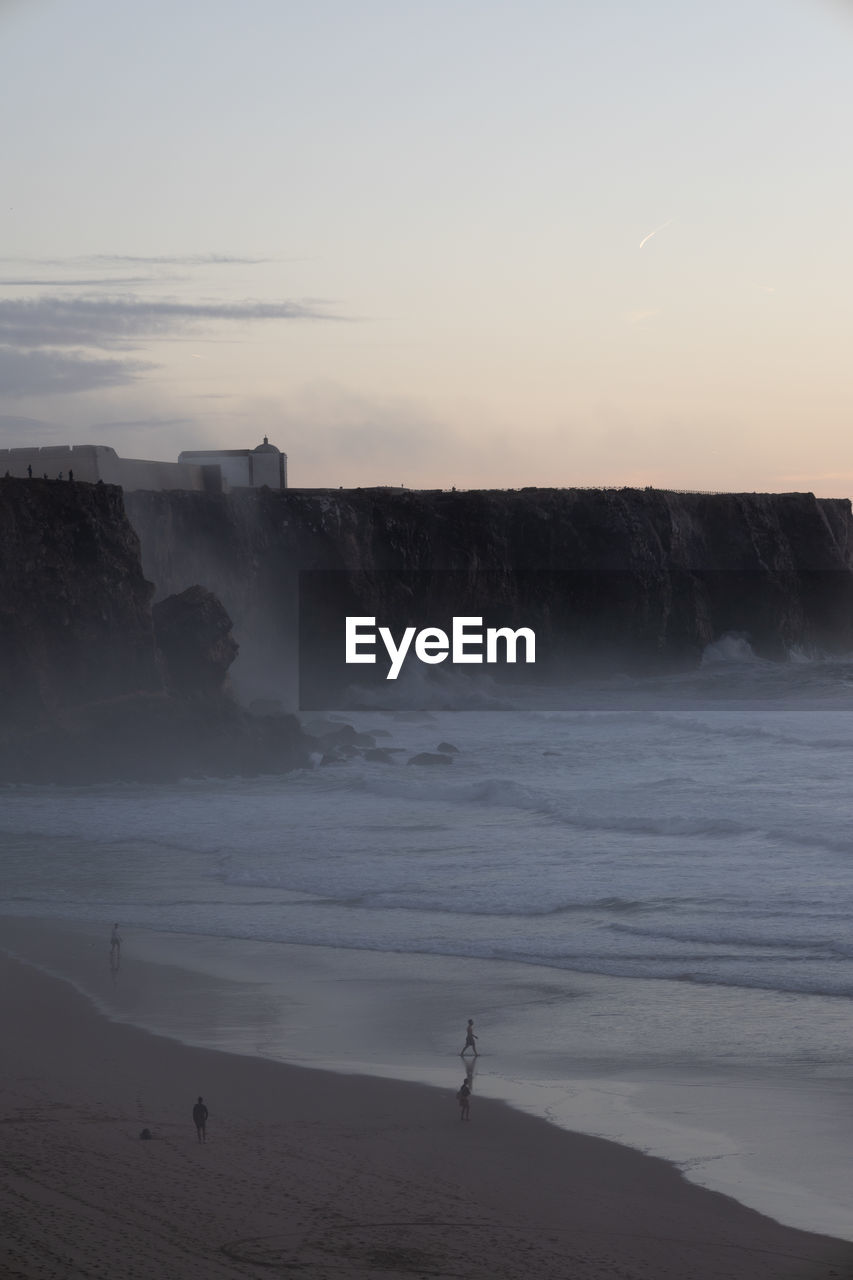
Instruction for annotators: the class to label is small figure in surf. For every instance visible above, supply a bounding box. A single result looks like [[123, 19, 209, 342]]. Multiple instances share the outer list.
[[109, 923, 121, 973], [461, 1019, 478, 1057], [193, 1096, 208, 1143], [457, 1079, 471, 1120]]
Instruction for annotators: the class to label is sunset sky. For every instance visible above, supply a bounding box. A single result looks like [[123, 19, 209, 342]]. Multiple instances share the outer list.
[[1, 0, 851, 492]]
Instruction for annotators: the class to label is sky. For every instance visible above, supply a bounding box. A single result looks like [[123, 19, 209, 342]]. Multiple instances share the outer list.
[[1, 0, 852, 493]]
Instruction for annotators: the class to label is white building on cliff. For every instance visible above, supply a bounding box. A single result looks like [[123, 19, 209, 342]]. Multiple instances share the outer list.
[[178, 437, 287, 489], [0, 437, 287, 493]]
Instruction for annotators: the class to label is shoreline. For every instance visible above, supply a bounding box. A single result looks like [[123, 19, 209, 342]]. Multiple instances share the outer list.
[[2, 916, 853, 1244], [1, 950, 852, 1278]]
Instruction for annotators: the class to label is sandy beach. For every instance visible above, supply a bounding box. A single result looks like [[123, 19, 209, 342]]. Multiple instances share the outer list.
[[1, 952, 851, 1280]]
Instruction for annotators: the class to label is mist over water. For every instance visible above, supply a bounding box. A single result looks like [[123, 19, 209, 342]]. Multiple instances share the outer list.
[[3, 647, 853, 999]]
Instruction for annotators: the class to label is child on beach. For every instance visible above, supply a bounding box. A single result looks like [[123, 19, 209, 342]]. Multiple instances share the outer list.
[[461, 1019, 478, 1056]]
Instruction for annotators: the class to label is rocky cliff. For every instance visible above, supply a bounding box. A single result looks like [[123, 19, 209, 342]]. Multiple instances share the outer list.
[[0, 478, 308, 782], [4, 478, 852, 771], [123, 486, 853, 704], [0, 477, 160, 718]]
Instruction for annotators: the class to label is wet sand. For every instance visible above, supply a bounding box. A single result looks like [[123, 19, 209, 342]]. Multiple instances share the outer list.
[[3, 917, 851, 1241], [1, 952, 851, 1279]]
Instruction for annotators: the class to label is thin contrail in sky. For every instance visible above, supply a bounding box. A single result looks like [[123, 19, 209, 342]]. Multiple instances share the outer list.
[[639, 219, 673, 249]]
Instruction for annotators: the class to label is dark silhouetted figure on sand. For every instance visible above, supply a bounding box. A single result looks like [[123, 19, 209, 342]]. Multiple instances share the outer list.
[[457, 1079, 471, 1120], [461, 1019, 478, 1056], [109, 923, 121, 974], [193, 1096, 208, 1143]]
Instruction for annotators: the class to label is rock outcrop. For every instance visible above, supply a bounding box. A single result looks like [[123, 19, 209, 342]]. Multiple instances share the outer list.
[[0, 478, 309, 782], [153, 585, 239, 696]]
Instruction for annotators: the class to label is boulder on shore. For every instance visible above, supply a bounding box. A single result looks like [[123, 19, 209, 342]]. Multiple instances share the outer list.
[[407, 752, 453, 767], [153, 585, 239, 696]]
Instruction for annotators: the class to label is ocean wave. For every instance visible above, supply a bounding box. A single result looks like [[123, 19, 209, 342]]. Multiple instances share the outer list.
[[653, 713, 853, 752], [700, 633, 764, 665], [608, 920, 850, 954], [343, 667, 518, 711], [329, 643, 853, 713], [767, 827, 853, 857], [213, 880, 659, 917], [356, 773, 756, 839]]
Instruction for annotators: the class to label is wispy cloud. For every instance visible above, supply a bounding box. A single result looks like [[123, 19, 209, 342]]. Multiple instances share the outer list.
[[0, 348, 152, 396], [90, 253, 278, 266], [91, 416, 194, 431], [0, 295, 346, 349], [0, 251, 342, 401], [0, 253, 277, 268], [0, 277, 160, 288], [0, 412, 68, 440]]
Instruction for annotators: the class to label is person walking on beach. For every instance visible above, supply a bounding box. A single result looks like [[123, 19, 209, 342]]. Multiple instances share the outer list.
[[461, 1019, 478, 1056], [193, 1096, 208, 1143], [109, 923, 121, 973], [457, 1079, 471, 1121]]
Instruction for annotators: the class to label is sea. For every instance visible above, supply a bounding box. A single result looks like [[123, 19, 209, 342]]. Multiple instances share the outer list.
[[2, 637, 853, 1241]]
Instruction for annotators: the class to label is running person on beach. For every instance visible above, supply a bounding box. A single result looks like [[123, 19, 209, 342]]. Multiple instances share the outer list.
[[461, 1019, 478, 1056], [193, 1096, 208, 1143]]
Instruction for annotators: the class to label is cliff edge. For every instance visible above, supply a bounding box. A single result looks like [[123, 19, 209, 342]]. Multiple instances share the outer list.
[[0, 478, 308, 782], [123, 486, 853, 702]]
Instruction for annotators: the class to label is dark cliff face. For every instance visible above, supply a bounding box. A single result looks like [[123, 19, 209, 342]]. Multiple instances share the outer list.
[[0, 478, 160, 717], [3, 478, 853, 774], [0, 478, 308, 781], [123, 486, 853, 696]]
